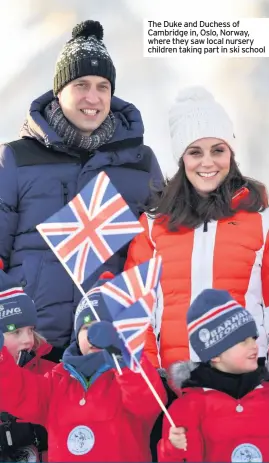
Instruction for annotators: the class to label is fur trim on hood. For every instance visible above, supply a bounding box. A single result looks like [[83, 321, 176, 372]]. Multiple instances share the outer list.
[[169, 360, 199, 390], [170, 360, 269, 390]]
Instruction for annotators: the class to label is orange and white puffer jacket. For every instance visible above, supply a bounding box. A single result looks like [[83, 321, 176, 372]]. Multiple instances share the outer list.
[[125, 207, 269, 370]]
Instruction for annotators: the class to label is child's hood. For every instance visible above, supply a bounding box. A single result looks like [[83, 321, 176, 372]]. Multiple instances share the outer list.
[[170, 360, 199, 390], [35, 341, 53, 359]]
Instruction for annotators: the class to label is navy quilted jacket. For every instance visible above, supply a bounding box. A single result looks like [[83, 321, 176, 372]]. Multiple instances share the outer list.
[[0, 91, 163, 348]]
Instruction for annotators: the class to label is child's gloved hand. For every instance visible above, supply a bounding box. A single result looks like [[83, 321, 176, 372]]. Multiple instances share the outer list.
[[87, 321, 122, 355], [169, 426, 187, 451]]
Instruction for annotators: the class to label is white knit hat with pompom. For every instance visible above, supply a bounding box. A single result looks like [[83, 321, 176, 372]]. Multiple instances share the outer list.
[[169, 86, 236, 162]]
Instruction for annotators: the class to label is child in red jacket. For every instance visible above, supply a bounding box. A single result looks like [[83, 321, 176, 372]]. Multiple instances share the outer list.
[[0, 271, 55, 462], [0, 274, 167, 462], [158, 289, 269, 463]]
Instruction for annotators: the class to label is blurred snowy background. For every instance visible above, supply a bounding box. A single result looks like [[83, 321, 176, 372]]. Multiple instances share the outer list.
[[0, 0, 268, 182]]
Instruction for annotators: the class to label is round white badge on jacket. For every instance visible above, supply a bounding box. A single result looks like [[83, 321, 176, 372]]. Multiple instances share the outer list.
[[67, 425, 95, 455], [231, 443, 262, 462]]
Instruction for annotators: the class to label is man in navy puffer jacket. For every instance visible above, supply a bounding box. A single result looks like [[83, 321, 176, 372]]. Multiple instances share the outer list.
[[0, 19, 163, 361]]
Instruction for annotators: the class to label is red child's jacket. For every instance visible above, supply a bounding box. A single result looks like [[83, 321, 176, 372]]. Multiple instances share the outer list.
[[158, 382, 269, 462], [0, 347, 166, 462], [0, 343, 55, 462], [24, 342, 56, 374]]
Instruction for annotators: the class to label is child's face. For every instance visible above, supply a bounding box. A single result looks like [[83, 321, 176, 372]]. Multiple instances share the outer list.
[[4, 326, 35, 361], [212, 337, 258, 374], [78, 322, 102, 356]]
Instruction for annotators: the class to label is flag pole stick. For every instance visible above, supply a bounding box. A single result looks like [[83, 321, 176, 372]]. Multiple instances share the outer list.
[[132, 352, 175, 427], [36, 227, 123, 375], [117, 326, 175, 426]]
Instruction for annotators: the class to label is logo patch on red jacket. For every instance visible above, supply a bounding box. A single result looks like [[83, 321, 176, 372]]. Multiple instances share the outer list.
[[67, 425, 95, 455], [231, 443, 262, 462]]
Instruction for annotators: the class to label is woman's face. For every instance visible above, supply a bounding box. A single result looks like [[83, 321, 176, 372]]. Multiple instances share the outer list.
[[182, 138, 232, 196]]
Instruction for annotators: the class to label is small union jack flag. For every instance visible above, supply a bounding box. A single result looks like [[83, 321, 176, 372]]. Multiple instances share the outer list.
[[100, 256, 162, 320], [113, 290, 157, 370], [37, 172, 144, 284]]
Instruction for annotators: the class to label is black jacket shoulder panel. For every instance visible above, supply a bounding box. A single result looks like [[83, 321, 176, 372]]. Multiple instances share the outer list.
[[7, 139, 77, 166]]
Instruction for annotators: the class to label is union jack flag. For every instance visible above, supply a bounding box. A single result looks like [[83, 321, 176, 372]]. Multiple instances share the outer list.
[[100, 256, 162, 321], [113, 290, 157, 370], [37, 172, 144, 284]]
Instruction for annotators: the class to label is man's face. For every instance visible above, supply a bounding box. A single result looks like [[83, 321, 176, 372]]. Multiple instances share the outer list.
[[58, 75, 111, 136]]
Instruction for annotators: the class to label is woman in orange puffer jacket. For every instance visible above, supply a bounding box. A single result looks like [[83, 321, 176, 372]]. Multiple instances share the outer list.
[[125, 86, 269, 371]]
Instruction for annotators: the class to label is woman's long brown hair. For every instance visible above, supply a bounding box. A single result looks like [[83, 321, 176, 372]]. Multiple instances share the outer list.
[[148, 154, 268, 231]]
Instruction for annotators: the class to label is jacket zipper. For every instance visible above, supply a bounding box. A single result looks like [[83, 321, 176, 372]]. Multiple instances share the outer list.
[[203, 221, 208, 232], [62, 183, 68, 205]]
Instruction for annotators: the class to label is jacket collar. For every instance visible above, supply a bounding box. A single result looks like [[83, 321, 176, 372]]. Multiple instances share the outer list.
[[17, 341, 52, 367], [231, 186, 249, 208], [62, 341, 113, 390], [177, 362, 265, 399], [20, 90, 144, 153]]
